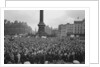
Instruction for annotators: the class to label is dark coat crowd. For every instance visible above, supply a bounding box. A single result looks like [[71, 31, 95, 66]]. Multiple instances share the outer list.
[[4, 36, 85, 64]]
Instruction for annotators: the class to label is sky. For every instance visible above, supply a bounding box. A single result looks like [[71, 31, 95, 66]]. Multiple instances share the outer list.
[[4, 10, 85, 31]]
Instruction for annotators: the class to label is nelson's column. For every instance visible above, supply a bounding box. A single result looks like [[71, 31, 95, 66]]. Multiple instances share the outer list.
[[38, 10, 46, 37]]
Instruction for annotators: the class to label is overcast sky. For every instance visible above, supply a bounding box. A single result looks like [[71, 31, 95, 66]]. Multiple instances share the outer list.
[[4, 10, 85, 31]]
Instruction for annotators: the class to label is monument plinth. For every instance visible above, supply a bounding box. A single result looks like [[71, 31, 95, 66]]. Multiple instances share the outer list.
[[38, 10, 46, 37]]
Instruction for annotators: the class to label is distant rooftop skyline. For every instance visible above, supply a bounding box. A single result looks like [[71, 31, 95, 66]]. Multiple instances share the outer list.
[[4, 10, 85, 31]]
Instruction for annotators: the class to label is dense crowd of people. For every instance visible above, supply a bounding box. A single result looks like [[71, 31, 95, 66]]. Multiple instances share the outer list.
[[4, 35, 85, 64]]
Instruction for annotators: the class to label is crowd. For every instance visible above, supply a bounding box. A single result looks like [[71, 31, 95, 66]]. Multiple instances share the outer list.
[[4, 36, 85, 64]]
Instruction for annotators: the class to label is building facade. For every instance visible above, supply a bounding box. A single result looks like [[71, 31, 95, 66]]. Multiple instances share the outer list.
[[45, 26, 52, 35], [59, 24, 67, 37], [4, 19, 33, 35], [58, 19, 85, 37], [58, 23, 74, 37], [74, 19, 85, 36]]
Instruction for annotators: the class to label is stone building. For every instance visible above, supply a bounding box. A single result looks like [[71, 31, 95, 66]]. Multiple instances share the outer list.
[[58, 18, 85, 37], [74, 19, 85, 36]]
